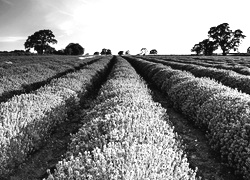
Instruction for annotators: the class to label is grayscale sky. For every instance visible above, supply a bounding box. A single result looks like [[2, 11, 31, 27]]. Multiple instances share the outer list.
[[0, 0, 249, 54]]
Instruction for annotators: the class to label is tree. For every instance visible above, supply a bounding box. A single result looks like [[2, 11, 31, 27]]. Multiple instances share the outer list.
[[247, 47, 250, 54], [101, 48, 107, 55], [201, 39, 218, 55], [208, 23, 246, 55], [65, 43, 84, 55], [191, 43, 203, 55], [149, 49, 157, 54], [44, 46, 56, 54], [100, 48, 112, 55], [24, 29, 57, 54], [191, 39, 218, 56], [106, 49, 112, 55], [54, 49, 65, 55], [94, 52, 100, 55], [140, 48, 147, 55], [118, 51, 124, 56], [125, 50, 130, 55]]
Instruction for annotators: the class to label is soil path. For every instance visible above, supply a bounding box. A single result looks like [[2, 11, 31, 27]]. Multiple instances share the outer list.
[[149, 85, 243, 180]]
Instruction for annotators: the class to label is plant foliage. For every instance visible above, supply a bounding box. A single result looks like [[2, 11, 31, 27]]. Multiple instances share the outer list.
[[24, 30, 57, 54]]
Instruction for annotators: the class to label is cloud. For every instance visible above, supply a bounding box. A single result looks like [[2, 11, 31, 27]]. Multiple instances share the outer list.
[[58, 21, 75, 35], [0, 36, 26, 42], [1, 0, 13, 6], [46, 4, 75, 18]]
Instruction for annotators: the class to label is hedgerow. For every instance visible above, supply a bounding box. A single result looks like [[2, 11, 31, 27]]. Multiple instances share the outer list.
[[0, 56, 113, 177], [124, 56, 250, 179], [46, 56, 197, 180]]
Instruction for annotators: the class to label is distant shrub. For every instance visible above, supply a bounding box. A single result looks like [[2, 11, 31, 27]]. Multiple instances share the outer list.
[[149, 49, 158, 54], [118, 51, 123, 56], [106, 49, 112, 55], [65, 43, 84, 55]]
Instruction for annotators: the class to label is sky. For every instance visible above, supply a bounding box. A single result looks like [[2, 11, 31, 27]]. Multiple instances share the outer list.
[[0, 0, 250, 55]]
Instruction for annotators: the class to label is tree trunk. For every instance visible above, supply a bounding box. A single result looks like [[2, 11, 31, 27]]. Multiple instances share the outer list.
[[221, 47, 227, 56], [41, 45, 44, 55], [38, 49, 43, 55]]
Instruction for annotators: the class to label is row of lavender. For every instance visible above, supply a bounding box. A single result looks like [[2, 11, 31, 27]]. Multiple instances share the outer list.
[[45, 56, 197, 180], [0, 55, 101, 102], [148, 55, 250, 75], [0, 56, 113, 178], [141, 56, 250, 95], [190, 56, 250, 68], [125, 56, 250, 179]]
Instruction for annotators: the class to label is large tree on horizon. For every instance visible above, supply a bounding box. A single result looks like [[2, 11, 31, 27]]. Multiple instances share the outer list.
[[208, 23, 246, 55], [24, 29, 57, 54]]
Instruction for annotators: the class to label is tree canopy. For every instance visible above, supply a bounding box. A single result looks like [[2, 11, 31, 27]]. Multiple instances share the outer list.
[[125, 50, 130, 55], [65, 43, 84, 55], [191, 43, 203, 55], [106, 49, 112, 55], [208, 23, 246, 55], [118, 51, 124, 56], [100, 48, 107, 55], [191, 23, 246, 55], [191, 39, 218, 55], [149, 49, 157, 54], [247, 47, 250, 54], [24, 29, 57, 54], [140, 48, 148, 55], [100, 48, 112, 55]]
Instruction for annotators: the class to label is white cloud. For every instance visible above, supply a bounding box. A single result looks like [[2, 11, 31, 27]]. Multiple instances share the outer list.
[[58, 21, 75, 36], [0, 36, 26, 42]]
